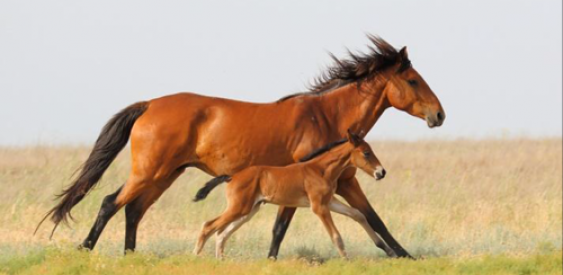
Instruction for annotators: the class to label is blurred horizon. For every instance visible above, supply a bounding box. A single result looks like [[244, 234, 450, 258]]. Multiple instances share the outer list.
[[1, 0, 561, 145]]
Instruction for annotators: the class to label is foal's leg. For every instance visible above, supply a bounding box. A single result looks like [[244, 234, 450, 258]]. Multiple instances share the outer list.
[[215, 203, 262, 258], [311, 202, 347, 258], [328, 198, 396, 257], [194, 207, 250, 256], [337, 176, 412, 258]]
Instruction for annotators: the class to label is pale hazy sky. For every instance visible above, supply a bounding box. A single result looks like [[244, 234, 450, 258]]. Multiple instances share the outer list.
[[1, 0, 561, 145]]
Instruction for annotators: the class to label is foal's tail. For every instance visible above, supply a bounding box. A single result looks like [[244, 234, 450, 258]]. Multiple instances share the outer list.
[[35, 101, 149, 234], [193, 175, 231, 202]]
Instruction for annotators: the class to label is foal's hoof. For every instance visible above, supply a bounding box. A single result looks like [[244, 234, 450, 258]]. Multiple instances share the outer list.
[[268, 256, 278, 261]]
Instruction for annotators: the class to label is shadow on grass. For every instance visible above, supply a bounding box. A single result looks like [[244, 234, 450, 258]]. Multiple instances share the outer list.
[[294, 246, 328, 265]]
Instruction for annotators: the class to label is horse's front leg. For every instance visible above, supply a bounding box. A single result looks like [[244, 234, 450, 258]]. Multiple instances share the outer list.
[[336, 175, 414, 259]]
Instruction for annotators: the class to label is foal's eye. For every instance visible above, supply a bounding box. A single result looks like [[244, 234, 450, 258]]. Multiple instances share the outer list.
[[407, 79, 418, 87], [363, 151, 370, 158]]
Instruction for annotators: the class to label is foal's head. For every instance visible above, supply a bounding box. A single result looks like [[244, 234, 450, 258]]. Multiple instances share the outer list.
[[347, 130, 386, 180]]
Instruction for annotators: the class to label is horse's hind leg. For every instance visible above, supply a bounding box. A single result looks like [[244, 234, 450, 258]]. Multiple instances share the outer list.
[[215, 203, 262, 258], [124, 196, 143, 252], [123, 188, 165, 253], [80, 186, 123, 250], [80, 170, 169, 250], [124, 171, 183, 253]]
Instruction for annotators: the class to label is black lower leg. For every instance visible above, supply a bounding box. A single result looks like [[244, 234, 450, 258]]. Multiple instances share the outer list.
[[363, 205, 413, 259], [267, 207, 297, 259], [374, 238, 399, 258], [124, 200, 143, 253], [79, 188, 121, 250]]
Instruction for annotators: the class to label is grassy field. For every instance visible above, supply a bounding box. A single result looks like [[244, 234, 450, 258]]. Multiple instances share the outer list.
[[0, 138, 561, 274]]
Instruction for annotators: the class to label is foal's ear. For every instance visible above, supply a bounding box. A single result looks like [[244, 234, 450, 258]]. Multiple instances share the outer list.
[[347, 129, 362, 147]]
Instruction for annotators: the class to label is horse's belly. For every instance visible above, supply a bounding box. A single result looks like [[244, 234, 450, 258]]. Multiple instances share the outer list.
[[193, 105, 298, 175], [197, 145, 294, 176]]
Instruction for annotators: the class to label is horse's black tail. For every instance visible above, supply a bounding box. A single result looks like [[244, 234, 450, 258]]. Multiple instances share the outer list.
[[193, 175, 231, 202], [35, 101, 149, 234]]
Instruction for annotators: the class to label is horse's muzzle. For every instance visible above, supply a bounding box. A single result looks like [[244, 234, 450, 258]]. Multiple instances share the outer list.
[[426, 111, 445, 128]]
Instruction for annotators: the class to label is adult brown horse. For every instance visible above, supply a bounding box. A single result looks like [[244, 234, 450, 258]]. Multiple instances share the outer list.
[[38, 35, 445, 259]]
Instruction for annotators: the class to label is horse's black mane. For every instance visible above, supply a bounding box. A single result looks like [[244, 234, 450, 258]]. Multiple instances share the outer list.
[[278, 35, 410, 102], [299, 138, 348, 162]]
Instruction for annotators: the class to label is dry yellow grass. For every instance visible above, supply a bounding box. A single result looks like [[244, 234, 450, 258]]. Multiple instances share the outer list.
[[0, 138, 561, 260]]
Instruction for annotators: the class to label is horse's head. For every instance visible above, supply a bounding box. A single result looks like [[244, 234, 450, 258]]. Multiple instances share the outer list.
[[383, 47, 445, 128], [347, 130, 385, 180]]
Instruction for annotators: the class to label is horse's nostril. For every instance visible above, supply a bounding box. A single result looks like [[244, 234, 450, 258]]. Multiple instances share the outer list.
[[378, 169, 386, 179], [436, 112, 443, 121]]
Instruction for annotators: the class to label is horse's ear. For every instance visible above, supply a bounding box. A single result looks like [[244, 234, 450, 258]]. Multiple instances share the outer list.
[[347, 129, 361, 147], [399, 46, 409, 60]]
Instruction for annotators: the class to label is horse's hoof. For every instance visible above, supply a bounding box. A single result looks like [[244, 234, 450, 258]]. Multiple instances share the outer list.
[[77, 244, 91, 251]]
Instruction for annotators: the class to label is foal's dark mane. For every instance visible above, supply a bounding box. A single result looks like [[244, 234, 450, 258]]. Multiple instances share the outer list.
[[299, 138, 348, 162], [278, 35, 411, 102]]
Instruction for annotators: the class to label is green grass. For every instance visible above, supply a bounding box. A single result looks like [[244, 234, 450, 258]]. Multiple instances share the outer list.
[[0, 247, 561, 275]]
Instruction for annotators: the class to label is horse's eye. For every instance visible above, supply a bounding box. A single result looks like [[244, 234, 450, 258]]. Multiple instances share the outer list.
[[407, 79, 418, 87], [363, 151, 370, 158]]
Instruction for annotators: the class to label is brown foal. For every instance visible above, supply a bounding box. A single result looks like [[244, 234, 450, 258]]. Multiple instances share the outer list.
[[193, 131, 391, 259]]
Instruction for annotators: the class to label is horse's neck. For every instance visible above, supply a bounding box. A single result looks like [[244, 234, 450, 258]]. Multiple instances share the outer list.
[[312, 144, 353, 181], [318, 77, 390, 136]]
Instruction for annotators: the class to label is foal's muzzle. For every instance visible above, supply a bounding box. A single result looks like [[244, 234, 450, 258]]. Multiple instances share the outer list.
[[374, 166, 386, 180]]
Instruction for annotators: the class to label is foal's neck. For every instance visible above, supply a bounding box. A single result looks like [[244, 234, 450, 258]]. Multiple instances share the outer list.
[[318, 74, 391, 136], [312, 144, 355, 182]]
